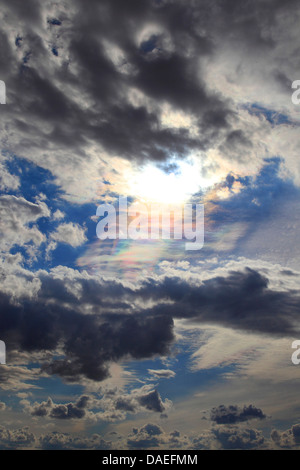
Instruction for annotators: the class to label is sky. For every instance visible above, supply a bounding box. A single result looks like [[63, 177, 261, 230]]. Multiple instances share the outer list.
[[0, 0, 300, 450]]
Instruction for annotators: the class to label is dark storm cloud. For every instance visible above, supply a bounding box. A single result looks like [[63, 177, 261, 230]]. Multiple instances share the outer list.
[[0, 286, 174, 381], [1, 0, 228, 162], [1, 263, 300, 382], [41, 311, 174, 381], [2, 0, 42, 23], [137, 268, 300, 337], [3, 0, 297, 170], [210, 404, 266, 425], [35, 263, 300, 339]]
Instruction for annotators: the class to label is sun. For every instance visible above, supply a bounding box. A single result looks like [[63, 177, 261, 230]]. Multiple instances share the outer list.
[[128, 159, 211, 205]]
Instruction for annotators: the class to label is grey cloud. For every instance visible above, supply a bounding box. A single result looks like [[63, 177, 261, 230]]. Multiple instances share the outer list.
[[30, 395, 90, 420], [212, 425, 265, 450], [0, 269, 174, 381], [35, 264, 300, 341], [139, 423, 163, 436], [271, 423, 300, 448], [127, 423, 167, 449], [210, 404, 266, 425], [30, 397, 52, 417], [148, 368, 176, 379], [138, 268, 300, 337], [27, 387, 169, 422], [1, 263, 300, 383], [113, 388, 167, 415], [0, 423, 110, 450], [39, 431, 111, 450], [0, 426, 35, 449], [138, 389, 165, 413], [127, 422, 189, 449], [3, 0, 297, 196]]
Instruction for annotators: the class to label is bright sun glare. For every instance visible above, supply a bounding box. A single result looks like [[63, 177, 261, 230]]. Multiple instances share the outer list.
[[128, 159, 212, 204]]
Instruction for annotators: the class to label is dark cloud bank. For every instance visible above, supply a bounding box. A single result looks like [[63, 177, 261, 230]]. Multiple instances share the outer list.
[[1, 0, 298, 170], [0, 266, 299, 382]]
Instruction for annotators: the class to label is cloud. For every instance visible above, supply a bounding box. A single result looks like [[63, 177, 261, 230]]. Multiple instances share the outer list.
[[0, 426, 35, 450], [127, 423, 189, 450], [0, 159, 19, 192], [147, 369, 176, 379], [0, 195, 50, 252], [0, 363, 41, 391], [52, 209, 65, 220], [50, 222, 87, 247], [24, 386, 171, 423], [210, 404, 266, 424], [39, 432, 111, 450], [138, 389, 165, 413], [0, 258, 300, 384], [2, 287, 174, 381], [168, 270, 300, 335], [98, 385, 171, 420], [1, 0, 299, 203], [211, 425, 265, 450], [28, 395, 89, 420], [0, 0, 300, 451], [271, 423, 300, 448], [137, 267, 300, 337]]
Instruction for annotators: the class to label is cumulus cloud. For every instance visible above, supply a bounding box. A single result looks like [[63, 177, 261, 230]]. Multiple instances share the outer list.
[[210, 404, 266, 425], [271, 423, 300, 448], [28, 395, 89, 420], [211, 426, 265, 450], [52, 209, 65, 220], [39, 432, 111, 450], [0, 426, 35, 450], [0, 195, 50, 252], [127, 423, 189, 450], [50, 222, 87, 247], [23, 386, 171, 424]]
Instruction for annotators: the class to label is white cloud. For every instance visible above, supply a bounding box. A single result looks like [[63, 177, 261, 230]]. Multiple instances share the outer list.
[[0, 195, 50, 252], [50, 222, 87, 248]]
